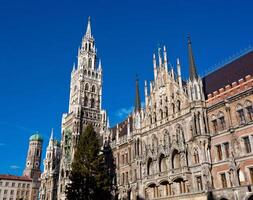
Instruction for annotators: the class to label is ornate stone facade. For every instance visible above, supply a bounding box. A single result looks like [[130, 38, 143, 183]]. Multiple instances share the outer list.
[[39, 18, 253, 200], [106, 42, 253, 200], [56, 17, 108, 200], [40, 129, 61, 200]]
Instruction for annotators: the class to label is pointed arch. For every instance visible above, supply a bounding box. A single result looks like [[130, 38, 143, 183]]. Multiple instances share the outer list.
[[159, 154, 167, 172], [91, 85, 96, 93], [85, 83, 89, 91], [159, 109, 163, 120], [164, 106, 168, 117], [147, 157, 153, 176], [176, 100, 181, 111], [172, 149, 181, 169], [171, 103, 175, 114]]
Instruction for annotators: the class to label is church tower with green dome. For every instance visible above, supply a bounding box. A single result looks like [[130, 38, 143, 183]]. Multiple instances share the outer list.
[[23, 132, 43, 179], [23, 132, 43, 199]]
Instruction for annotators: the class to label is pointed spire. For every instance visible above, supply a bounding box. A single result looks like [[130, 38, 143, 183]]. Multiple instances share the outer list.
[[72, 63, 76, 72], [98, 59, 102, 71], [177, 58, 183, 91], [158, 47, 162, 68], [153, 53, 157, 80], [144, 80, 148, 107], [163, 45, 168, 72], [50, 128, 54, 140], [135, 75, 141, 113], [85, 16, 92, 38], [188, 35, 198, 81]]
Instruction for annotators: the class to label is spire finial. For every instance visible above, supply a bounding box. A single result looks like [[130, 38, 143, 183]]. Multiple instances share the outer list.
[[85, 16, 92, 38], [135, 75, 141, 113], [188, 35, 198, 81], [98, 59, 102, 71], [50, 128, 54, 140]]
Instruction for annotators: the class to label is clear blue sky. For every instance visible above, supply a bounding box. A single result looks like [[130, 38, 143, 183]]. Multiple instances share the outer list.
[[0, 0, 253, 175]]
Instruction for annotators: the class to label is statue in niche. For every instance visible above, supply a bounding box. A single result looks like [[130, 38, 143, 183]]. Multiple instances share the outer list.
[[228, 152, 240, 187], [202, 164, 212, 191], [231, 135, 241, 157]]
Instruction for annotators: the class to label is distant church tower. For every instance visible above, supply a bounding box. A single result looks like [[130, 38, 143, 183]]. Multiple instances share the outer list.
[[23, 132, 43, 200], [57, 17, 108, 200]]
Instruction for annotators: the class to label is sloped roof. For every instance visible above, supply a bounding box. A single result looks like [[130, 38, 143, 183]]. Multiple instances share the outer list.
[[203, 50, 253, 95], [0, 174, 32, 182]]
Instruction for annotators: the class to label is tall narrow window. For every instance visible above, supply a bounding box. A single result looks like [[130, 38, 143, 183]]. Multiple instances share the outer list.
[[90, 98, 95, 108], [243, 136, 251, 153], [212, 119, 218, 133], [172, 103, 175, 114], [177, 100, 181, 111], [216, 145, 222, 160], [238, 109, 246, 124], [160, 109, 163, 120], [224, 142, 230, 158], [164, 106, 168, 117], [219, 116, 226, 130], [196, 176, 202, 191], [221, 173, 227, 188], [246, 106, 253, 121], [85, 83, 89, 91]]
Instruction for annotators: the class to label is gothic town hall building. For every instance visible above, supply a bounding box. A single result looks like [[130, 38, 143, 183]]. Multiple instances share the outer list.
[[39, 18, 253, 200]]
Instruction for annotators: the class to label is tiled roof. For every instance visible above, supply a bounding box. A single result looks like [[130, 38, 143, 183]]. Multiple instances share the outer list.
[[203, 50, 253, 96], [110, 115, 133, 139], [0, 174, 32, 182]]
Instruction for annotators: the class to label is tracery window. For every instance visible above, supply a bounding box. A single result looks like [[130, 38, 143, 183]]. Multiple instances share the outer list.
[[237, 104, 246, 124]]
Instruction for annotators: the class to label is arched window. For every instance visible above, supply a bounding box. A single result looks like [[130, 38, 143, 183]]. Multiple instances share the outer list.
[[153, 112, 157, 122], [159, 109, 163, 120], [218, 112, 226, 131], [91, 98, 95, 108], [172, 103, 175, 114], [84, 70, 87, 75], [91, 85, 96, 93], [164, 106, 168, 117], [211, 114, 218, 134], [85, 83, 89, 91], [236, 104, 245, 124], [172, 149, 181, 169], [147, 158, 152, 175], [177, 100, 181, 111], [159, 154, 167, 172]]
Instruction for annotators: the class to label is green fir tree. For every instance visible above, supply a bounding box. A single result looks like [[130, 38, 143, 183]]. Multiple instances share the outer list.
[[65, 124, 112, 200]]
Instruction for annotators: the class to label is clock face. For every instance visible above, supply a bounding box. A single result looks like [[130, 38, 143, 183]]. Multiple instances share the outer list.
[[35, 161, 39, 167]]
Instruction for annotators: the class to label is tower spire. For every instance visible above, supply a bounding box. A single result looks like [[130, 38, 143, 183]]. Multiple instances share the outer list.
[[135, 75, 141, 113], [85, 16, 92, 38], [188, 35, 198, 81], [50, 128, 54, 141]]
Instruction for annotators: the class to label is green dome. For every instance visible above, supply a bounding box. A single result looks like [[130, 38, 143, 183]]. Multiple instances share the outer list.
[[29, 132, 43, 142]]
